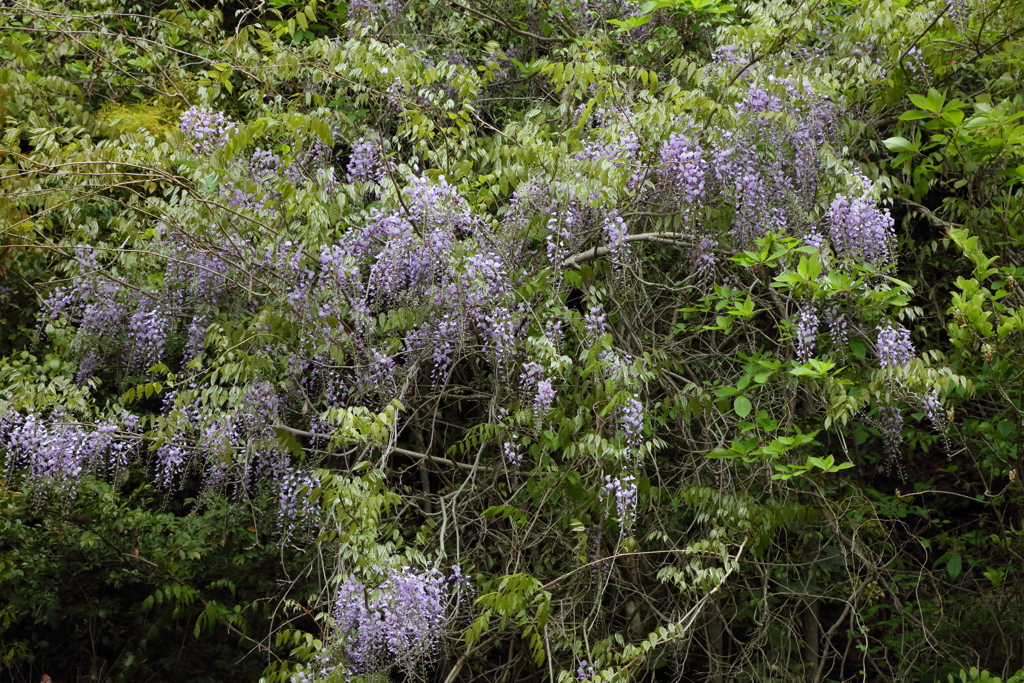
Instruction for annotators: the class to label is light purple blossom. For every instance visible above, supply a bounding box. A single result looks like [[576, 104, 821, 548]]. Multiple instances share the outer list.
[[584, 307, 608, 345], [826, 305, 848, 346], [828, 180, 895, 267], [603, 473, 638, 530], [877, 321, 915, 368], [878, 405, 903, 461], [330, 566, 453, 677], [660, 133, 706, 209], [618, 395, 644, 459], [347, 137, 380, 183], [795, 307, 819, 363], [179, 107, 236, 155], [920, 389, 945, 431], [2, 412, 134, 500], [503, 440, 524, 467]]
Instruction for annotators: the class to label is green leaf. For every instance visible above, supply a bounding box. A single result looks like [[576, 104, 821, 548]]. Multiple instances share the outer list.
[[899, 110, 933, 121], [733, 396, 752, 418], [909, 89, 945, 114], [884, 136, 918, 153], [947, 553, 962, 580]]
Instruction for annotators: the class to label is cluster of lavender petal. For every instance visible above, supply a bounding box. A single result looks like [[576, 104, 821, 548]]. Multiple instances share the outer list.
[[285, 134, 337, 189], [878, 406, 904, 461], [795, 306, 819, 363], [618, 395, 644, 462], [828, 179, 895, 267], [919, 389, 946, 432], [328, 566, 453, 678], [826, 305, 848, 346], [248, 148, 280, 181], [659, 132, 706, 212], [692, 80, 836, 250], [546, 200, 587, 266], [152, 380, 288, 497], [2, 412, 135, 500], [42, 251, 136, 381], [904, 46, 928, 78], [704, 44, 745, 82], [694, 236, 718, 283], [222, 180, 273, 214], [500, 180, 552, 264], [345, 0, 402, 28], [503, 440, 524, 467], [521, 361, 555, 423], [218, 147, 284, 214], [877, 321, 915, 368], [303, 173, 522, 403], [602, 473, 638, 531], [42, 228, 260, 381], [946, 0, 969, 31], [346, 137, 381, 183], [577, 660, 597, 680], [584, 306, 608, 347], [179, 107, 236, 155], [602, 209, 629, 264], [575, 107, 641, 169], [126, 299, 170, 371], [275, 466, 320, 540]]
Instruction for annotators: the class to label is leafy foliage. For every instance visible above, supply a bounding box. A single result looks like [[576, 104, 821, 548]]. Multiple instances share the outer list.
[[2, 0, 1024, 680]]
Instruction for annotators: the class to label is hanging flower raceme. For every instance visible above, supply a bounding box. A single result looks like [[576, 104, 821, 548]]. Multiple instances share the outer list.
[[603, 473, 639, 532], [828, 179, 895, 267], [795, 307, 819, 363], [305, 565, 460, 681], [179, 106, 236, 155], [877, 321, 915, 368], [659, 132, 707, 210], [1, 412, 137, 500]]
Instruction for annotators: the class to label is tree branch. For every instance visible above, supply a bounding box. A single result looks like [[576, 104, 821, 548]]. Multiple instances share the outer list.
[[276, 424, 497, 473], [897, 198, 964, 229], [562, 232, 697, 268]]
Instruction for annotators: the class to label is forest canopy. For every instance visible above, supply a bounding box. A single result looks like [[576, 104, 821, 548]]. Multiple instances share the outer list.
[[1, 0, 1024, 681]]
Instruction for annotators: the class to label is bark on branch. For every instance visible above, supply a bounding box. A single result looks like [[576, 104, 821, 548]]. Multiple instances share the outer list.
[[562, 232, 697, 268]]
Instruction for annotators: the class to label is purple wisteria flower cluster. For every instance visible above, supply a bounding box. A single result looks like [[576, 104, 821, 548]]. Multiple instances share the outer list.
[[624, 78, 838, 275], [946, 0, 969, 30], [503, 439, 524, 467], [577, 659, 597, 680], [795, 306, 819, 363], [306, 565, 459, 681], [919, 389, 945, 431], [520, 361, 556, 424], [546, 199, 588, 266], [659, 132, 706, 213], [602, 209, 629, 263], [576, 107, 641, 169], [826, 305, 849, 346], [218, 147, 285, 214], [700, 80, 837, 250], [618, 395, 644, 463], [42, 249, 174, 381], [310, 172, 524, 401], [179, 106, 236, 155], [584, 306, 608, 347], [878, 405, 904, 461], [153, 379, 289, 497], [346, 137, 381, 183], [877, 321, 915, 368], [2, 412, 138, 500], [828, 178, 895, 267], [603, 473, 638, 532]]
